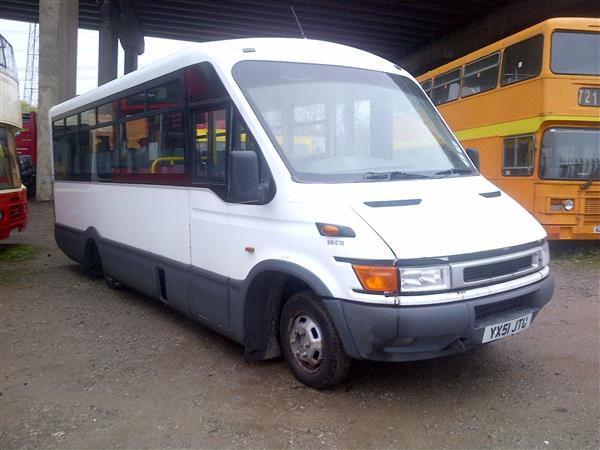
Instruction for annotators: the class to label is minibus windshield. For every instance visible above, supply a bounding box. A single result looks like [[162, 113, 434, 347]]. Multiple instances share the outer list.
[[233, 61, 475, 183]]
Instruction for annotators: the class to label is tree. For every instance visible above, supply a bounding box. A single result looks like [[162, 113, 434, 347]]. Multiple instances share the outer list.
[[21, 100, 38, 113]]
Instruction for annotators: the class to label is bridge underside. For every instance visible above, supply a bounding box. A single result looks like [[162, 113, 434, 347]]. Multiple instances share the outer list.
[[0, 0, 597, 201], [1, 0, 597, 74]]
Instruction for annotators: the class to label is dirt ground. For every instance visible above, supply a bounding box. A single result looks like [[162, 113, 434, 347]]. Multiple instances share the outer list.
[[1, 201, 598, 449]]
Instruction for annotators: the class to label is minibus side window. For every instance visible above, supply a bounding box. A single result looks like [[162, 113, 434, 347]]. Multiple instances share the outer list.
[[94, 124, 117, 179], [118, 111, 186, 182], [232, 109, 271, 188], [53, 114, 91, 181], [97, 101, 117, 124], [192, 108, 228, 182]]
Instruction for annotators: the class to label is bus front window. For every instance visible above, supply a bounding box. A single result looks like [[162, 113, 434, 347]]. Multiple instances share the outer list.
[[539, 128, 600, 180], [0, 127, 21, 190], [233, 61, 475, 183], [551, 31, 600, 76]]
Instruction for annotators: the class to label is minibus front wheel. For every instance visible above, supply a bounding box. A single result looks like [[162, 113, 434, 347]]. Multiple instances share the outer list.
[[279, 291, 350, 389]]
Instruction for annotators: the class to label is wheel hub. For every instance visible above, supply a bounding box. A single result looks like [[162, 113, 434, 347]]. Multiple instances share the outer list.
[[289, 314, 323, 370]]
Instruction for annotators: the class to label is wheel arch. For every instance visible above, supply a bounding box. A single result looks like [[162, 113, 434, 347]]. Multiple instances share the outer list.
[[239, 260, 333, 362]]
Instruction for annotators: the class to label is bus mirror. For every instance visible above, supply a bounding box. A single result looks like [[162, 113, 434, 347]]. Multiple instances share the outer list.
[[229, 151, 260, 204], [466, 147, 480, 170]]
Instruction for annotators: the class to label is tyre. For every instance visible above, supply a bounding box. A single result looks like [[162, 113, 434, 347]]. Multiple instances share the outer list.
[[279, 290, 350, 389], [105, 274, 124, 290]]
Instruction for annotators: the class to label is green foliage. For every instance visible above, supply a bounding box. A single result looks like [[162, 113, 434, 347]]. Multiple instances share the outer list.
[[20, 100, 37, 113], [0, 243, 39, 263], [550, 242, 600, 268]]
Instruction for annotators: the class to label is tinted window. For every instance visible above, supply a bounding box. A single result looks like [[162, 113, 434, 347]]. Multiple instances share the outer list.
[[193, 108, 228, 182], [118, 113, 186, 182], [147, 79, 181, 111], [120, 91, 145, 118], [53, 120, 65, 135], [120, 117, 150, 174], [93, 125, 117, 180], [98, 101, 117, 123], [147, 112, 185, 177], [500, 35, 543, 86], [81, 108, 96, 127], [551, 31, 600, 75], [431, 68, 461, 105], [186, 63, 228, 103], [65, 114, 78, 131], [53, 128, 89, 181], [502, 135, 535, 176], [462, 52, 500, 97], [420, 79, 432, 94]]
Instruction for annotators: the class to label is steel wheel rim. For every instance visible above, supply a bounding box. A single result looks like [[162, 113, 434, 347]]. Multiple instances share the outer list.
[[288, 313, 324, 372]]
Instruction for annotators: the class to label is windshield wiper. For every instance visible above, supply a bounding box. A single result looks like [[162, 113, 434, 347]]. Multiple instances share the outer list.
[[581, 166, 600, 191], [434, 168, 476, 177], [363, 171, 432, 181]]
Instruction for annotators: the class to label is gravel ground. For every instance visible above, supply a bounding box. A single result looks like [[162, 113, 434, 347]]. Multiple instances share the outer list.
[[1, 201, 598, 449]]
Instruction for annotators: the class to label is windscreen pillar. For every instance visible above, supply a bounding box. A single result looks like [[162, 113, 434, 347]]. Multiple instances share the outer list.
[[98, 0, 118, 86], [36, 0, 78, 201]]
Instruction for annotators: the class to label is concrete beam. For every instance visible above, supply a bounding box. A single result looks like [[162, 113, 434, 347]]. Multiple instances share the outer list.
[[36, 0, 78, 201], [98, 0, 119, 86], [399, 0, 596, 76]]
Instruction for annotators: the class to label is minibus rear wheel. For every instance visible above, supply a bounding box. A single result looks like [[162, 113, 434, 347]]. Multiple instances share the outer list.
[[280, 291, 350, 389]]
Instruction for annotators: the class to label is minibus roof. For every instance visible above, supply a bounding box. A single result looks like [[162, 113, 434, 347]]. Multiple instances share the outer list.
[[50, 37, 407, 118]]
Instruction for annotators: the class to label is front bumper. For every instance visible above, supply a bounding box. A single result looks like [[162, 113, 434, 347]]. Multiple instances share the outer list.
[[323, 273, 554, 362]]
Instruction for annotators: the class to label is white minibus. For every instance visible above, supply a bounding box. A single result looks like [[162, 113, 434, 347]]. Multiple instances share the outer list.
[[50, 38, 554, 389]]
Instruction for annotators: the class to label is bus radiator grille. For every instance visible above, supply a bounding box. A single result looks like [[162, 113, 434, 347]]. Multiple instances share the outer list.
[[463, 256, 533, 283]]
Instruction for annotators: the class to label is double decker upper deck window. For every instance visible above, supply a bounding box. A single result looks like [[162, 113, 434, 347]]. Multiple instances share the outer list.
[[462, 52, 500, 97], [431, 68, 461, 105], [500, 35, 543, 86]]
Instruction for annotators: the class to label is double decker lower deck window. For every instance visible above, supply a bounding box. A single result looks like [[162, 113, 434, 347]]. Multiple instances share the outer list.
[[503, 135, 535, 176]]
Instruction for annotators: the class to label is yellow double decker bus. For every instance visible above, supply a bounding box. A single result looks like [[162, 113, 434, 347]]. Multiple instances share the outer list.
[[417, 18, 599, 240]]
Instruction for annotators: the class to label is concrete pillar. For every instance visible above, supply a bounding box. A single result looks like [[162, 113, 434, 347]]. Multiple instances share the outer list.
[[36, 0, 78, 201], [117, 0, 144, 75], [98, 0, 118, 86], [123, 48, 138, 74]]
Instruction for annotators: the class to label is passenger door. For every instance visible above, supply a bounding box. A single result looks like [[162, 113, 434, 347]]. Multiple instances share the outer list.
[[188, 103, 232, 330]]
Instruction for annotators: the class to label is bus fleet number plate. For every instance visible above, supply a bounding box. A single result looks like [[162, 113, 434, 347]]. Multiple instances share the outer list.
[[578, 88, 599, 107]]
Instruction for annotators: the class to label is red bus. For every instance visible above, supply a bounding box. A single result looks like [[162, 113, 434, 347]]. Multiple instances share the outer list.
[[0, 34, 27, 240], [16, 111, 37, 165]]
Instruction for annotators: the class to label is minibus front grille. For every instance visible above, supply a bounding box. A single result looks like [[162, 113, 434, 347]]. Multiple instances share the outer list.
[[463, 256, 533, 283], [475, 297, 524, 322]]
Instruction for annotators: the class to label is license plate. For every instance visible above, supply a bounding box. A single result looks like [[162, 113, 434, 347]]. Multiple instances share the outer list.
[[482, 313, 532, 343], [578, 87, 600, 107], [9, 228, 18, 236], [593, 225, 600, 234]]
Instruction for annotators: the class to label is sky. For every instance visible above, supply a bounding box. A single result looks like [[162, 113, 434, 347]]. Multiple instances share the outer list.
[[0, 18, 194, 103]]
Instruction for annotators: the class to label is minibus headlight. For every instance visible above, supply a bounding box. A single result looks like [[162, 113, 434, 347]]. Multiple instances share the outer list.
[[540, 241, 550, 267], [399, 266, 451, 293], [352, 265, 398, 293]]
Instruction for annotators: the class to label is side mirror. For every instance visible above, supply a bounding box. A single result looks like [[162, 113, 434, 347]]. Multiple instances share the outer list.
[[466, 147, 480, 171], [229, 151, 261, 204]]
